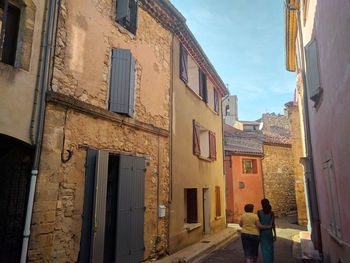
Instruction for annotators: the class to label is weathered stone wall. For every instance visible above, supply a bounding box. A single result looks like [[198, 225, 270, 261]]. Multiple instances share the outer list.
[[262, 143, 297, 217], [28, 0, 172, 261], [262, 113, 291, 138], [224, 133, 262, 151], [285, 102, 308, 226]]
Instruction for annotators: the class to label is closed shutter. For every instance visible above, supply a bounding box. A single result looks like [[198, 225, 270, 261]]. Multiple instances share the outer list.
[[215, 186, 221, 217], [187, 189, 198, 223], [199, 69, 208, 103], [209, 131, 216, 160], [193, 120, 201, 156], [116, 0, 130, 22], [116, 156, 145, 262], [214, 89, 219, 114], [109, 48, 135, 117], [180, 44, 188, 83], [305, 39, 321, 101]]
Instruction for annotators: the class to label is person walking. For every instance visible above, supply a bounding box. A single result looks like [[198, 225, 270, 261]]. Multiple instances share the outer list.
[[239, 204, 272, 263], [258, 199, 276, 263]]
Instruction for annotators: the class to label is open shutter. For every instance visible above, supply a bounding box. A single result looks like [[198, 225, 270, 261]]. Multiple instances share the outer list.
[[305, 39, 321, 101], [193, 120, 201, 156], [199, 69, 208, 103], [215, 186, 221, 217], [116, 0, 130, 22], [91, 150, 109, 263], [214, 89, 219, 114], [180, 44, 188, 83], [209, 131, 216, 160], [109, 48, 135, 117], [79, 149, 98, 263], [116, 156, 145, 262]]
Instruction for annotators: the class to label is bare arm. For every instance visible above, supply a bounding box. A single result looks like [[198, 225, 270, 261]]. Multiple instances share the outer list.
[[271, 212, 277, 240], [255, 220, 272, 230]]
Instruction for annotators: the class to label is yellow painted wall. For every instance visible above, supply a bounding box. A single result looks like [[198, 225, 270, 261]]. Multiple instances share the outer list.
[[169, 37, 226, 252], [0, 0, 45, 144]]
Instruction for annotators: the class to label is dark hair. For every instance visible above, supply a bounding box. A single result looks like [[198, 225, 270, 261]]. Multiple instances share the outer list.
[[244, 204, 254, 213], [261, 198, 271, 214]]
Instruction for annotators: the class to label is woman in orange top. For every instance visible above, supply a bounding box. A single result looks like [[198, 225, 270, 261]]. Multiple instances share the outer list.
[[239, 204, 272, 263]]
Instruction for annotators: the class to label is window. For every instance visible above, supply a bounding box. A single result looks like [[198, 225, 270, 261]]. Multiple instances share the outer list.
[[109, 48, 135, 117], [302, 0, 309, 25], [225, 105, 230, 116], [184, 188, 198, 223], [115, 0, 138, 35], [0, 1, 20, 66], [242, 159, 257, 174], [305, 39, 322, 103], [323, 154, 341, 239], [215, 186, 221, 217], [193, 120, 216, 160]]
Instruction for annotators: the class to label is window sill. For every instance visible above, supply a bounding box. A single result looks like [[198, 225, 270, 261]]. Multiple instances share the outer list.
[[215, 216, 222, 221], [327, 228, 344, 246], [184, 223, 201, 232], [206, 103, 219, 116], [185, 83, 203, 101], [114, 21, 136, 40], [198, 156, 213, 162]]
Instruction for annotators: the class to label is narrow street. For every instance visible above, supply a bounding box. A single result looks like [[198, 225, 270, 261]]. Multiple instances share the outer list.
[[196, 215, 306, 263]]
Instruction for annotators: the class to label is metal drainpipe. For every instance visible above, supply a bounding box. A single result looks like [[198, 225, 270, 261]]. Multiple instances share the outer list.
[[221, 94, 229, 226], [20, 0, 57, 262], [30, 0, 49, 144], [167, 32, 174, 253], [285, 0, 322, 253]]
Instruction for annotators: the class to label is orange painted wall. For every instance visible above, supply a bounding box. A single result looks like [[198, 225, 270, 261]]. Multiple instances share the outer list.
[[225, 155, 264, 223]]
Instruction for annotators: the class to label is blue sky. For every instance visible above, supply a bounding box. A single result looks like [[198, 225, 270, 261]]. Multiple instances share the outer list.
[[170, 0, 296, 121]]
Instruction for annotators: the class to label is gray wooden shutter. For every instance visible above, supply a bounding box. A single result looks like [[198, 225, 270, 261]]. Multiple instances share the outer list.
[[180, 44, 188, 83], [116, 0, 130, 22], [91, 150, 109, 263], [305, 39, 321, 101], [116, 156, 145, 262], [109, 48, 135, 117], [79, 149, 98, 263]]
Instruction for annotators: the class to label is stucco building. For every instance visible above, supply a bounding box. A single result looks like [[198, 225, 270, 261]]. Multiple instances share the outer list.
[[0, 0, 45, 261], [285, 0, 350, 261], [169, 21, 228, 252]]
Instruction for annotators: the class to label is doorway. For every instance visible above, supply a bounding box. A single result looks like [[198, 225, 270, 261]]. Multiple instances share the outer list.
[[202, 188, 210, 234]]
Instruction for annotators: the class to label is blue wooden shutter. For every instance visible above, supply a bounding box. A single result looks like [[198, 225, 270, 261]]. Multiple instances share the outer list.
[[305, 39, 321, 101], [116, 0, 130, 22], [116, 156, 145, 262], [109, 48, 135, 117], [180, 44, 188, 83]]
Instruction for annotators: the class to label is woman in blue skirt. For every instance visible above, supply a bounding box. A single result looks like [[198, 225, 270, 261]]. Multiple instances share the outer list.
[[258, 199, 276, 263]]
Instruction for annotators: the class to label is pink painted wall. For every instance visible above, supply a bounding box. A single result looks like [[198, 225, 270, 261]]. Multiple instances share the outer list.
[[307, 0, 350, 261]]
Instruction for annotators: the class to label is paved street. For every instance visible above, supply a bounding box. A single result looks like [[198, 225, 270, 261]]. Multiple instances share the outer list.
[[196, 215, 306, 263]]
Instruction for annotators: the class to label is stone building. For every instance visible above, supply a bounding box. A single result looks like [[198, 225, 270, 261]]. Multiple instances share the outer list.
[[26, 0, 174, 262], [0, 0, 45, 261]]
